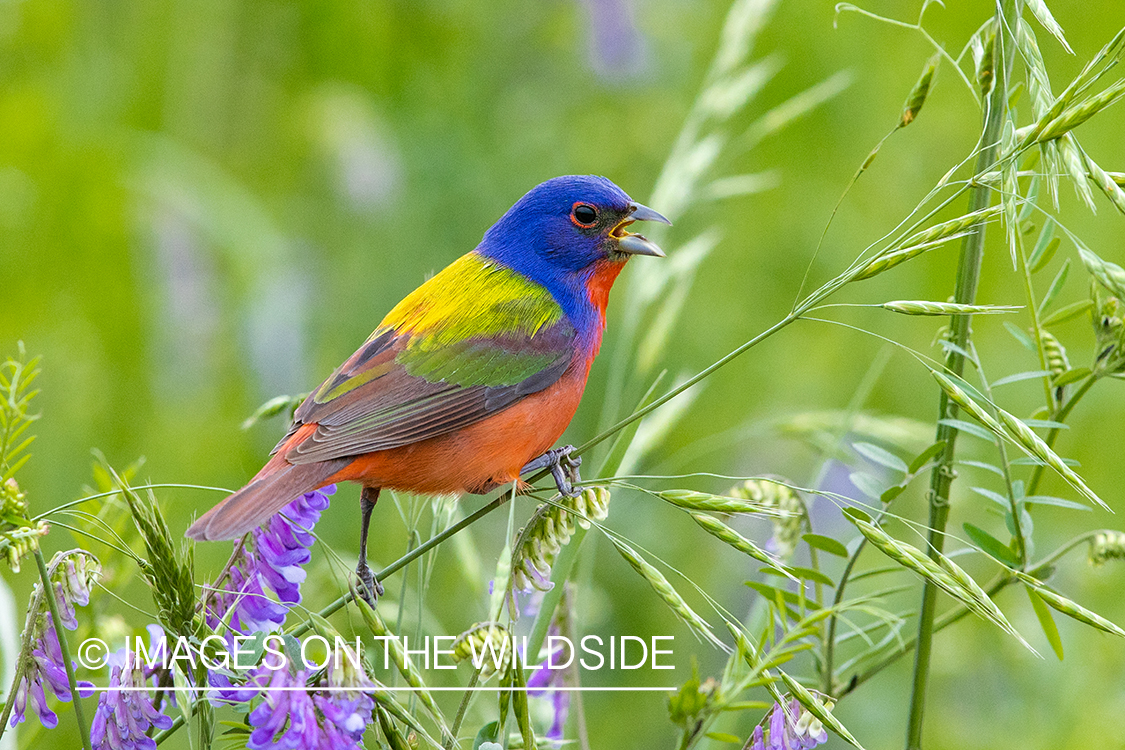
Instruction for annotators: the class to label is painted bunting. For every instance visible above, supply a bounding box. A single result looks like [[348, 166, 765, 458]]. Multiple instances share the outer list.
[[186, 175, 669, 602]]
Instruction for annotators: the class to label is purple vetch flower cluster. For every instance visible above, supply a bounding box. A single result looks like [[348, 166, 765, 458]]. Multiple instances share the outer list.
[[90, 647, 174, 750], [8, 613, 95, 729], [246, 645, 376, 750], [747, 698, 829, 750], [9, 552, 99, 729], [204, 486, 333, 633]]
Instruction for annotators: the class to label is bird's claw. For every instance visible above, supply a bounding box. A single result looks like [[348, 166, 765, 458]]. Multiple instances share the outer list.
[[523, 445, 583, 497], [355, 563, 384, 608]]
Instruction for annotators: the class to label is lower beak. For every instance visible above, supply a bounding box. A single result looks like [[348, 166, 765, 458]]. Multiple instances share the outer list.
[[617, 234, 666, 257], [615, 201, 671, 257]]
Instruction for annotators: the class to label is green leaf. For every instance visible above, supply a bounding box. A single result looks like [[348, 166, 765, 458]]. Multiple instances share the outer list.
[[1052, 367, 1092, 387], [1003, 321, 1036, 350], [1022, 495, 1091, 511], [1021, 419, 1069, 430], [848, 472, 885, 500], [774, 566, 835, 586], [1028, 219, 1058, 272], [1037, 258, 1071, 315], [939, 418, 996, 441], [474, 721, 501, 750], [970, 486, 1011, 508], [991, 370, 1054, 387], [803, 533, 849, 557], [852, 441, 908, 473], [963, 523, 1019, 567], [745, 581, 821, 609], [1026, 586, 1065, 661], [1041, 299, 1094, 326], [959, 459, 1005, 476], [908, 440, 947, 473]]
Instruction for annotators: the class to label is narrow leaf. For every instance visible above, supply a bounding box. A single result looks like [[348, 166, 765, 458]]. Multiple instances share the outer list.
[[1026, 586, 1065, 660], [803, 533, 849, 557], [852, 442, 909, 473], [963, 523, 1020, 567]]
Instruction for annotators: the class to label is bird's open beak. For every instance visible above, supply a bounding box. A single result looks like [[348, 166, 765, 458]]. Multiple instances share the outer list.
[[612, 201, 672, 258]]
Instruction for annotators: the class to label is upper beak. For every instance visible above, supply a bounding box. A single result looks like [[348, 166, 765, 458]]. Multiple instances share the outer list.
[[615, 201, 671, 258]]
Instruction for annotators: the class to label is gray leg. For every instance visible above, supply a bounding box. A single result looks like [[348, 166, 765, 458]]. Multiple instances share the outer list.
[[520, 445, 583, 497], [356, 487, 384, 607]]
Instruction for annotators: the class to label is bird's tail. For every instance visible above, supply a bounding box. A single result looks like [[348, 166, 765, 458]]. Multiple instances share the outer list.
[[186, 458, 347, 541]]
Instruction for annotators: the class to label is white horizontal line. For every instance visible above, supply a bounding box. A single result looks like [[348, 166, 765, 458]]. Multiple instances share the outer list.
[[94, 686, 675, 693]]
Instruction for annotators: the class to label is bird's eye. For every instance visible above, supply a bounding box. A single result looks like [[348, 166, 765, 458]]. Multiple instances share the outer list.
[[571, 203, 598, 228]]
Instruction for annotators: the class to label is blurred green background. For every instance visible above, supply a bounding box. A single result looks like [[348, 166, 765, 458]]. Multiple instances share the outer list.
[[2, 0, 1124, 748]]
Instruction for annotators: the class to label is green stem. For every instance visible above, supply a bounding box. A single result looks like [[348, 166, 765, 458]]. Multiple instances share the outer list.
[[905, 4, 1015, 747], [445, 665, 481, 750], [33, 549, 94, 750]]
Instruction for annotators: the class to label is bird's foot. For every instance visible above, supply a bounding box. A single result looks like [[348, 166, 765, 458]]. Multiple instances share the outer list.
[[521, 445, 583, 497], [355, 562, 384, 608]]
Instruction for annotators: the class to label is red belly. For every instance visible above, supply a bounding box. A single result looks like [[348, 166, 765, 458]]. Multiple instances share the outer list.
[[320, 359, 590, 494]]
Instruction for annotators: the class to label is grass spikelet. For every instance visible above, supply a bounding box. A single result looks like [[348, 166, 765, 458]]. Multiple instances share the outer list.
[[1083, 152, 1125, 214], [898, 207, 1004, 251], [687, 511, 791, 575], [658, 487, 792, 517], [1017, 575, 1125, 637], [899, 53, 939, 128], [881, 301, 1019, 316], [931, 370, 1107, 511], [975, 22, 996, 95], [112, 467, 197, 635], [1058, 134, 1096, 210], [1025, 0, 1074, 54], [1034, 78, 1125, 143], [844, 509, 1034, 652], [607, 535, 725, 649], [930, 371, 1005, 436], [776, 672, 862, 749], [512, 487, 611, 592], [994, 410, 1109, 511]]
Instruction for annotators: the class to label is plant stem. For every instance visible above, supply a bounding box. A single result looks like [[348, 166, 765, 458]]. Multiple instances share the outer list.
[[905, 4, 1015, 747], [34, 549, 94, 750], [288, 494, 508, 638]]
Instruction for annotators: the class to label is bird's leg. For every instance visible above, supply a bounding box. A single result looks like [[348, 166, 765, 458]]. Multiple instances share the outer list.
[[521, 445, 583, 497], [356, 486, 384, 607]]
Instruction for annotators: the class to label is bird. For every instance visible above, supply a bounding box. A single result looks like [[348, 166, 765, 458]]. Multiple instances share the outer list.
[[186, 175, 670, 604]]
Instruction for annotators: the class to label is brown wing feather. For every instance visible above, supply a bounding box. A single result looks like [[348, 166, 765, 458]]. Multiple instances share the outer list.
[[280, 321, 575, 465]]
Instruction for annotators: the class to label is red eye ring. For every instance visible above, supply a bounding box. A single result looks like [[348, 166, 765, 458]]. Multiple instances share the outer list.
[[570, 202, 598, 228]]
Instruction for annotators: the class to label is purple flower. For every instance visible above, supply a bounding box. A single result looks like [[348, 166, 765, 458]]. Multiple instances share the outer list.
[[9, 612, 95, 729], [748, 698, 830, 750], [246, 664, 374, 750], [204, 486, 333, 633], [90, 648, 173, 750], [527, 629, 569, 741]]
